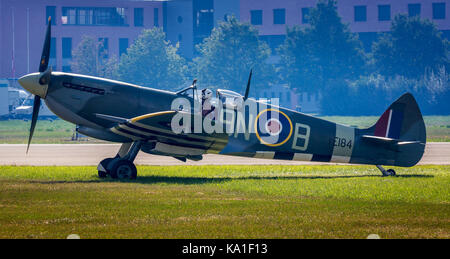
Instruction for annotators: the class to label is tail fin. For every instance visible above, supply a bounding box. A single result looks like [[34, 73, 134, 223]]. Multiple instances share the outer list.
[[361, 93, 426, 167], [370, 93, 426, 143]]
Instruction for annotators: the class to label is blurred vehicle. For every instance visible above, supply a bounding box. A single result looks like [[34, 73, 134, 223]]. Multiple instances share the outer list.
[[8, 88, 29, 112], [12, 96, 56, 119]]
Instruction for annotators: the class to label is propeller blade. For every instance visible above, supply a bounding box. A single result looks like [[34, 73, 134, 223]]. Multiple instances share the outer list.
[[27, 95, 41, 153], [244, 69, 252, 100], [39, 17, 52, 73]]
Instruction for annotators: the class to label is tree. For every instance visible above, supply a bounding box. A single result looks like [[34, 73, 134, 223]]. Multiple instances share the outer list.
[[71, 36, 118, 79], [373, 14, 449, 79], [194, 17, 272, 93], [278, 0, 366, 93], [117, 28, 187, 90]]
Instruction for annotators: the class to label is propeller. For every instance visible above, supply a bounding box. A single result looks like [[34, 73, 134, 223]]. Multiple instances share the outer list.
[[244, 69, 252, 100], [39, 17, 52, 73], [26, 17, 52, 153]]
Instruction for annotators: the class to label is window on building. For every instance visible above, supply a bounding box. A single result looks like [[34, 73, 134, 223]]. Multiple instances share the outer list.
[[134, 8, 144, 26], [354, 6, 367, 22], [273, 9, 286, 25], [77, 8, 93, 25], [378, 5, 391, 21], [433, 3, 446, 19], [62, 38, 72, 59], [251, 10, 263, 25], [154, 8, 159, 27], [302, 8, 310, 24], [408, 4, 421, 17], [62, 7, 127, 26], [119, 38, 128, 57], [98, 38, 109, 59], [50, 37, 57, 70], [46, 6, 56, 25], [50, 38, 56, 59], [193, 0, 214, 46]]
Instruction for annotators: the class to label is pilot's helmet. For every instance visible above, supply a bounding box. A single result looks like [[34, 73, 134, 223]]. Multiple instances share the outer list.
[[202, 89, 213, 100]]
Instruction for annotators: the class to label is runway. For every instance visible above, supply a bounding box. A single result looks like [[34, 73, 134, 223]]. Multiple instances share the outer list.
[[0, 142, 448, 166]]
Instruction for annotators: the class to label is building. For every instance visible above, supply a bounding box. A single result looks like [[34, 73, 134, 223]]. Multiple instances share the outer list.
[[0, 0, 448, 114], [240, 0, 450, 51], [2, 0, 448, 78], [0, 0, 163, 79]]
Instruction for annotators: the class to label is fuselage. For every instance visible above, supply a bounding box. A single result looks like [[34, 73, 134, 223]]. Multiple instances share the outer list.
[[36, 72, 424, 168], [45, 72, 177, 130]]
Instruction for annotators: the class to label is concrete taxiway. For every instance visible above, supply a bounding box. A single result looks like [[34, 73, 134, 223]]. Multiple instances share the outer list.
[[0, 142, 448, 166]]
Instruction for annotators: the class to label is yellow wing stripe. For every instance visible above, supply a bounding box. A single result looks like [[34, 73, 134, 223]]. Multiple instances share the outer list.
[[130, 111, 176, 123]]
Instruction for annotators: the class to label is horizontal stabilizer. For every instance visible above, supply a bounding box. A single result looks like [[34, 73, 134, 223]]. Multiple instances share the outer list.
[[361, 135, 422, 152]]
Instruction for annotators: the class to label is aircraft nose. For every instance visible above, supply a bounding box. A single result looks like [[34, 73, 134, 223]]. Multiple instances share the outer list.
[[18, 73, 48, 98]]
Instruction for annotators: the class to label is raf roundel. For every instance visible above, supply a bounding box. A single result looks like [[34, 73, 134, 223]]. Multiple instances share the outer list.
[[255, 109, 293, 147]]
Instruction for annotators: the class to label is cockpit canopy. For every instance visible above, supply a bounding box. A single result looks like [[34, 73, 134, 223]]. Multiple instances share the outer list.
[[216, 89, 244, 110], [176, 87, 246, 112]]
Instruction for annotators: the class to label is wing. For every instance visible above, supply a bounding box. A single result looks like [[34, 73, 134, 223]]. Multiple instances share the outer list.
[[107, 111, 229, 154]]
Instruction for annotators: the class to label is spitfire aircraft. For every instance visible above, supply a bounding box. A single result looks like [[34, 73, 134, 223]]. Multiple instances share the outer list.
[[18, 19, 426, 179]]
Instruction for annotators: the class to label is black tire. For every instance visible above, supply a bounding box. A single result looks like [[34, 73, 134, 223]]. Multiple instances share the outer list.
[[386, 169, 396, 176], [97, 157, 114, 178], [98, 170, 107, 178], [110, 160, 137, 180]]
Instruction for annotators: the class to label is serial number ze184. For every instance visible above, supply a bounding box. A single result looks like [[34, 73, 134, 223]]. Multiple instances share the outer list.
[[334, 137, 352, 149]]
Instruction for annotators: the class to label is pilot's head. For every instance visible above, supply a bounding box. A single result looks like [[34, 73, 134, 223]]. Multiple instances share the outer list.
[[202, 89, 213, 100]]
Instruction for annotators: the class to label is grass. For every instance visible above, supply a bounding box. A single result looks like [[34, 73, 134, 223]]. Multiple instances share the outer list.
[[0, 165, 448, 239], [0, 116, 449, 143], [0, 119, 104, 144]]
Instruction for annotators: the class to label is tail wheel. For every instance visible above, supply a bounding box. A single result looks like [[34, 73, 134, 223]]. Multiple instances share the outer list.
[[386, 169, 396, 176], [110, 160, 137, 180]]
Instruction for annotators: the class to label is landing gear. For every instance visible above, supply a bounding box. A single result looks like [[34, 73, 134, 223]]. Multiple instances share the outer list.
[[386, 169, 396, 176], [98, 158, 114, 178], [98, 170, 108, 178], [110, 160, 137, 179], [376, 165, 396, 177], [97, 141, 142, 180]]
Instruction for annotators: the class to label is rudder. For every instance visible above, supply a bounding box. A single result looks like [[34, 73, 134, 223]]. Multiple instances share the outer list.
[[370, 93, 426, 143]]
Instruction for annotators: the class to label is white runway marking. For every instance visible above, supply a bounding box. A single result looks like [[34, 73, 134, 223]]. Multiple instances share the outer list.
[[0, 143, 447, 166]]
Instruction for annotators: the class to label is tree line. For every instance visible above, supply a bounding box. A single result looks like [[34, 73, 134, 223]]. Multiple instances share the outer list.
[[70, 0, 449, 115]]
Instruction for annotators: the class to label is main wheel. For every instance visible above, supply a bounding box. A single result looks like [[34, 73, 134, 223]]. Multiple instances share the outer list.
[[97, 158, 114, 178], [386, 169, 396, 176], [98, 171, 107, 178], [110, 160, 137, 180]]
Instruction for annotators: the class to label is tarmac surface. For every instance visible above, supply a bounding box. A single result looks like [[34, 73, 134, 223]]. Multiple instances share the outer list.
[[0, 142, 448, 166]]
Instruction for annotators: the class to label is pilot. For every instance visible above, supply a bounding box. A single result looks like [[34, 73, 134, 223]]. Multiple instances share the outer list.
[[201, 89, 215, 119]]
